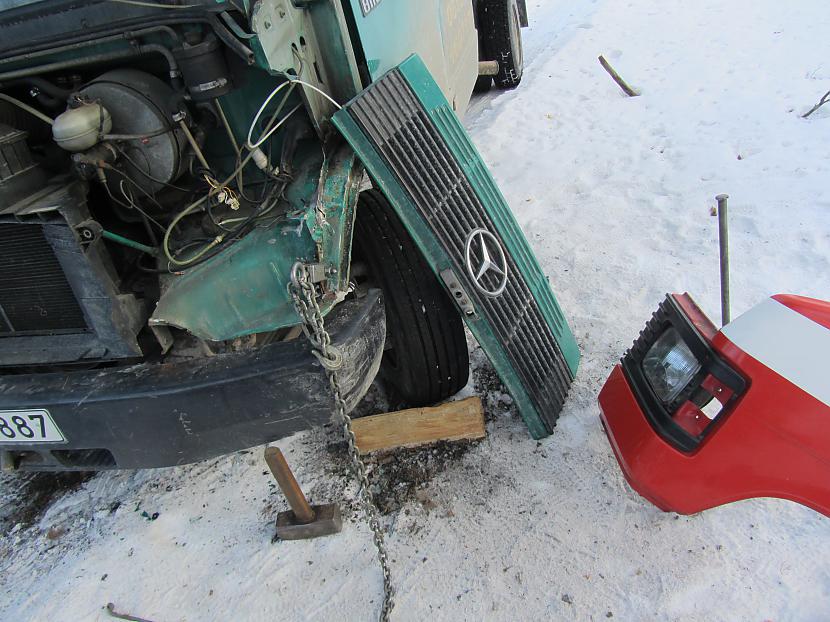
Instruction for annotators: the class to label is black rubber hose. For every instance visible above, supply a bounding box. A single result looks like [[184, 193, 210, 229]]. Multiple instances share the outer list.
[[135, 42, 182, 89], [208, 13, 254, 65], [16, 77, 72, 100]]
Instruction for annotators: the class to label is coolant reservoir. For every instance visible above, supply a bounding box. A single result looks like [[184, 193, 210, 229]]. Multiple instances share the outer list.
[[52, 102, 112, 152]]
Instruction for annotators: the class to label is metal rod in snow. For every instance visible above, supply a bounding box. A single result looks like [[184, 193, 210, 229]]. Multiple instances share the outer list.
[[716, 194, 731, 326]]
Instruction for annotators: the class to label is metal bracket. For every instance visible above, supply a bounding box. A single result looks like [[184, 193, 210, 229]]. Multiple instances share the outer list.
[[293, 262, 328, 284], [150, 324, 174, 355], [74, 219, 103, 245], [440, 269, 477, 318]]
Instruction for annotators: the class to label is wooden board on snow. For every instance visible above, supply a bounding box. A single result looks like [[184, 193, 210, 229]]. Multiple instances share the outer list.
[[351, 396, 486, 455]]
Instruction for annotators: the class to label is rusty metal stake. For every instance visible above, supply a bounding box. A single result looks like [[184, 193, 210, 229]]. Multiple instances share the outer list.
[[264, 446, 342, 540], [716, 193, 731, 326]]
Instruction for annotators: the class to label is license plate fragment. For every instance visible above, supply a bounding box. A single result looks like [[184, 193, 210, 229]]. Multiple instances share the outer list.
[[0, 410, 65, 443]]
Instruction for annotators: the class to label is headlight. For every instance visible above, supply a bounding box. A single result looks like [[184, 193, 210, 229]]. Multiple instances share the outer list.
[[620, 293, 746, 452], [642, 327, 701, 403]]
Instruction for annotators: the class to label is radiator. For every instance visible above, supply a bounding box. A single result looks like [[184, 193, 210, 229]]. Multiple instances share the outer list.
[[0, 181, 143, 367], [0, 222, 88, 335]]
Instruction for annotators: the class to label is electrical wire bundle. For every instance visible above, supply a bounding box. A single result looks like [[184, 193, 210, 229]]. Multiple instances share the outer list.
[[159, 77, 340, 270]]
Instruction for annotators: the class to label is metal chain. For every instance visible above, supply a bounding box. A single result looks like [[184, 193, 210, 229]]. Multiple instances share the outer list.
[[290, 263, 394, 622]]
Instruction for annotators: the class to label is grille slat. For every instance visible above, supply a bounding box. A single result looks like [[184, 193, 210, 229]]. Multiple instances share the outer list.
[[344, 68, 577, 431], [0, 223, 87, 335]]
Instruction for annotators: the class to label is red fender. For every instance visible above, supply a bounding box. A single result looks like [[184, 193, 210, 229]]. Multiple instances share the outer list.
[[599, 293, 830, 516]]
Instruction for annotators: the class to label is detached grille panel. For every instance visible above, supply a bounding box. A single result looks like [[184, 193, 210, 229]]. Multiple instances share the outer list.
[[335, 57, 580, 435], [0, 223, 87, 335]]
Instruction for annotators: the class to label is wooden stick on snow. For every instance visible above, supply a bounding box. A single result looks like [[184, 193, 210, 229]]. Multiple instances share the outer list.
[[598, 55, 640, 97]]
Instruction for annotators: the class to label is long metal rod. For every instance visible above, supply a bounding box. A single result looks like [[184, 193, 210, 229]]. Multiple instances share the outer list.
[[0, 49, 140, 82], [177, 119, 212, 172], [102, 230, 158, 256], [264, 446, 315, 524], [716, 193, 731, 325], [0, 25, 180, 67]]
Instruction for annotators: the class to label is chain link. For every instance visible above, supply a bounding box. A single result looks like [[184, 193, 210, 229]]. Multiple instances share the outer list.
[[290, 263, 394, 622]]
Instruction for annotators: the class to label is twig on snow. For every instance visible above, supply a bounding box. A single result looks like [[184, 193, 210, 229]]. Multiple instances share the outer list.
[[598, 55, 640, 97], [802, 89, 830, 118], [106, 603, 156, 622]]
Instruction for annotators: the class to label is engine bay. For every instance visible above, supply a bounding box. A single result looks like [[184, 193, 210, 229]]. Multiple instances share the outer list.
[[0, 5, 333, 371]]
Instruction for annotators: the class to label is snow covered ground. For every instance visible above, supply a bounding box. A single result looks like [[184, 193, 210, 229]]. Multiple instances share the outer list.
[[3, 0, 830, 620]]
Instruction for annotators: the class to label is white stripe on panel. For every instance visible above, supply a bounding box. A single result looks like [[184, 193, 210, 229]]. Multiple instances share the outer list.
[[721, 297, 830, 408]]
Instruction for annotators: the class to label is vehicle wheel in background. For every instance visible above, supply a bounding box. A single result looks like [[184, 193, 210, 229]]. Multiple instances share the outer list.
[[479, 0, 524, 89], [474, 75, 493, 93], [353, 189, 470, 406]]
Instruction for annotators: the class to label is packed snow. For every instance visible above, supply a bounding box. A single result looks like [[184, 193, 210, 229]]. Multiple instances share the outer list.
[[3, 0, 830, 620]]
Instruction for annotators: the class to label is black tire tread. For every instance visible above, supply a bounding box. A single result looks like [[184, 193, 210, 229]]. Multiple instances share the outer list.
[[480, 0, 523, 89], [474, 75, 493, 93], [354, 189, 469, 405]]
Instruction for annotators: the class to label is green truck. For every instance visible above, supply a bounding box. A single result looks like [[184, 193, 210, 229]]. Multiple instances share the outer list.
[[0, 0, 578, 470]]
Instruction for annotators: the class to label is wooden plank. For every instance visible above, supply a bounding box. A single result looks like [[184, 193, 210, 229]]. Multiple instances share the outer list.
[[351, 396, 486, 455]]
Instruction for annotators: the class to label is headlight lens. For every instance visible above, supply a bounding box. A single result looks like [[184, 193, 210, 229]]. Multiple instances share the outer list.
[[642, 327, 701, 403]]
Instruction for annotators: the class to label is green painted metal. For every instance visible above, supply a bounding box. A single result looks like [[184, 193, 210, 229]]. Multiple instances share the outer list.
[[347, 0, 421, 79], [344, 0, 478, 114], [0, 19, 360, 343], [246, 34, 274, 73], [150, 141, 362, 341], [304, 2, 363, 104], [150, 214, 313, 341], [305, 145, 364, 293], [332, 55, 581, 438], [150, 148, 321, 341], [346, 0, 462, 80]]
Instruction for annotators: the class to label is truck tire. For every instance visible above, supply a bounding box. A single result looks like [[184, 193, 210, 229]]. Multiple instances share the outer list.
[[480, 0, 524, 89], [353, 189, 470, 406]]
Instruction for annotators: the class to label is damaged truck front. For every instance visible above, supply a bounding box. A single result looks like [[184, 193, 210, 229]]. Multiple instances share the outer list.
[[0, 0, 578, 471]]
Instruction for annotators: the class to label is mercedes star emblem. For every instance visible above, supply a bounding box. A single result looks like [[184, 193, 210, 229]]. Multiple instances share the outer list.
[[464, 228, 508, 298]]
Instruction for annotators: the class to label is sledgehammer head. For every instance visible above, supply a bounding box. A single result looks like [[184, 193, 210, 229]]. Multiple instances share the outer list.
[[275, 503, 343, 541]]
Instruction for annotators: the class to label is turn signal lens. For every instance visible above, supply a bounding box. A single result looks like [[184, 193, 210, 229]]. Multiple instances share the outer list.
[[642, 327, 701, 403]]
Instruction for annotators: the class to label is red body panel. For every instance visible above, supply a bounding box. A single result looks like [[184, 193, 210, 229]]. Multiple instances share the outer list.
[[774, 293, 830, 330], [599, 294, 830, 516]]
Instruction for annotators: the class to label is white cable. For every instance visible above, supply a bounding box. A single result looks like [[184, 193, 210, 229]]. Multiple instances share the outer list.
[[290, 78, 343, 111], [245, 78, 342, 150], [246, 103, 302, 150], [245, 81, 295, 149]]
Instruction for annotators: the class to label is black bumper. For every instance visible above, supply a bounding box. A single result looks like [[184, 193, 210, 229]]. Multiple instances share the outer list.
[[0, 290, 385, 471]]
